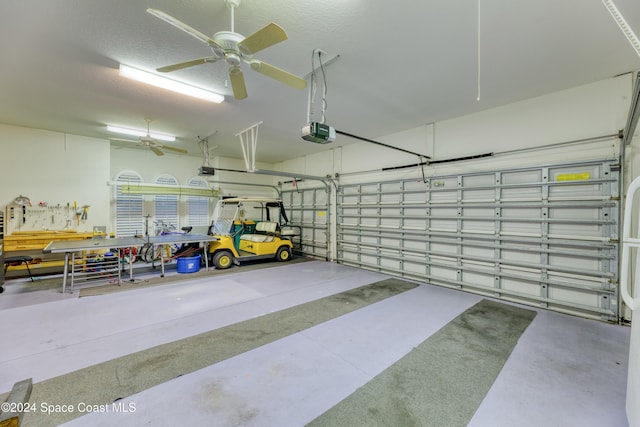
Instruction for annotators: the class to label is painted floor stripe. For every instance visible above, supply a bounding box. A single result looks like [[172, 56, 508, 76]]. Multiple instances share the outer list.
[[308, 299, 537, 427], [22, 278, 418, 426]]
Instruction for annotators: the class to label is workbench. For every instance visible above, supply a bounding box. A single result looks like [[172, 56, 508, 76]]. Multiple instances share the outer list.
[[43, 234, 218, 293], [3, 231, 93, 278]]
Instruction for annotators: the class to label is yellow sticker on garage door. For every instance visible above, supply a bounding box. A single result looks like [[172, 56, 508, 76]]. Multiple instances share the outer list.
[[557, 172, 591, 181]]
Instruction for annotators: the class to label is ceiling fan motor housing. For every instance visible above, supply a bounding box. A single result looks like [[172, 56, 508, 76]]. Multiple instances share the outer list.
[[211, 31, 246, 65], [225, 51, 241, 66]]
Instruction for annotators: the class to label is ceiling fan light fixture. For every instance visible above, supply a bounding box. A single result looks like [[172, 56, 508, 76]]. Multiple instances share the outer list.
[[106, 124, 176, 142], [118, 64, 224, 104]]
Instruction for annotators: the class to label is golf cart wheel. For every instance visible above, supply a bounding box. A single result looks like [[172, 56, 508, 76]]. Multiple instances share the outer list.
[[213, 251, 233, 269], [276, 247, 292, 262]]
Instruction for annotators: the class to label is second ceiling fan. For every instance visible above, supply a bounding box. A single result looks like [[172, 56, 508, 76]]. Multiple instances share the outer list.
[[147, 0, 307, 100], [111, 118, 188, 156]]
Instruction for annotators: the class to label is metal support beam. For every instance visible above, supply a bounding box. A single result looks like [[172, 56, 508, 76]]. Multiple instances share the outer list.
[[236, 121, 262, 172], [213, 167, 333, 191], [623, 71, 640, 146]]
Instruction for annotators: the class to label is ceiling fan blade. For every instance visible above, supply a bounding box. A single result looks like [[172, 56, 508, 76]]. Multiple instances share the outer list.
[[149, 146, 165, 156], [229, 66, 248, 100], [238, 22, 288, 55], [157, 57, 218, 73], [157, 144, 188, 154], [249, 60, 307, 90], [147, 8, 219, 48]]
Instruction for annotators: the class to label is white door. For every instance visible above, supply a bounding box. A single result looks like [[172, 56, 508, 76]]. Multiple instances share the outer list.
[[621, 176, 640, 427]]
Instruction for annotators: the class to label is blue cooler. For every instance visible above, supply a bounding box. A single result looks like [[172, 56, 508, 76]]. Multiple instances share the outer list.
[[177, 255, 201, 274]]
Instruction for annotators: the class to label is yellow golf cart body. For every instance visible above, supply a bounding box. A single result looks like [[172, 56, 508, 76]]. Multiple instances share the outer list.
[[207, 197, 297, 269]]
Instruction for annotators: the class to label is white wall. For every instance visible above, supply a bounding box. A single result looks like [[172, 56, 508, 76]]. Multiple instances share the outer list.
[[434, 75, 629, 158], [276, 74, 633, 184], [0, 123, 111, 232]]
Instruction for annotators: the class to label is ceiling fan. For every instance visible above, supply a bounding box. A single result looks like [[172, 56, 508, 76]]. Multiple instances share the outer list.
[[147, 0, 307, 100], [111, 118, 188, 156]]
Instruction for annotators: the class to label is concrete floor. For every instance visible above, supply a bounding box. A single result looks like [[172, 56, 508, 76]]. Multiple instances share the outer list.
[[0, 260, 631, 426]]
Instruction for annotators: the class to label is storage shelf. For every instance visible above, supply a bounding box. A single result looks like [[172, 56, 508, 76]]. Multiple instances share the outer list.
[[70, 254, 121, 291], [4, 259, 83, 271]]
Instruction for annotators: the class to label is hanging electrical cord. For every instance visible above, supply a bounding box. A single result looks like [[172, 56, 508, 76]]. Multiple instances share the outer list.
[[307, 52, 316, 124], [308, 49, 329, 124], [318, 51, 328, 123], [198, 137, 210, 166], [197, 131, 218, 167], [419, 156, 428, 183]]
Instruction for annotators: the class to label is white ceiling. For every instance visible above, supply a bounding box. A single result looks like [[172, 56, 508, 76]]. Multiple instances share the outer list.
[[1, 0, 639, 163]]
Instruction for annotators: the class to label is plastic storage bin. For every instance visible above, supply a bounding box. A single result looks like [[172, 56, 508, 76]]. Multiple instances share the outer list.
[[177, 255, 201, 274]]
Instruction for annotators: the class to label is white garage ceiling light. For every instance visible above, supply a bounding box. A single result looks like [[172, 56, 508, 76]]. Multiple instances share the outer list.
[[106, 124, 176, 142], [118, 64, 225, 104]]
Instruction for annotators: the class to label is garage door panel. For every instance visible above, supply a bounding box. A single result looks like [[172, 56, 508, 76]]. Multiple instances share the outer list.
[[404, 260, 427, 275], [380, 218, 401, 228], [462, 188, 495, 201], [399, 240, 425, 252], [548, 253, 603, 272], [500, 277, 540, 297], [501, 187, 542, 200], [461, 271, 494, 288], [503, 170, 542, 184], [404, 218, 426, 229], [548, 223, 604, 238], [431, 190, 457, 202], [547, 286, 601, 310], [429, 218, 458, 231], [501, 220, 542, 235], [431, 242, 458, 255], [462, 245, 495, 259], [462, 221, 495, 233], [429, 265, 459, 281]]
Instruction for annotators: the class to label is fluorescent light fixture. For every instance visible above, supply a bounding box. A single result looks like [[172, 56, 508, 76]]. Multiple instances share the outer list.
[[106, 124, 176, 142], [118, 64, 224, 104], [602, 0, 640, 58]]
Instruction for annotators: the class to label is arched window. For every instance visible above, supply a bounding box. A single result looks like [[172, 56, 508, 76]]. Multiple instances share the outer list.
[[187, 177, 211, 226], [115, 171, 144, 237], [154, 174, 179, 231]]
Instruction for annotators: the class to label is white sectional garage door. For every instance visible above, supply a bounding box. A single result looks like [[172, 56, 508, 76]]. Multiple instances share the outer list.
[[281, 187, 330, 259], [337, 158, 620, 321]]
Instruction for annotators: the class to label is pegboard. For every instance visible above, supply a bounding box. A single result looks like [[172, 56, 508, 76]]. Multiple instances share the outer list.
[[4, 203, 90, 235]]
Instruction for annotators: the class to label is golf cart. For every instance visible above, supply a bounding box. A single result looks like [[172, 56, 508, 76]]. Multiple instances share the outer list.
[[207, 197, 298, 269]]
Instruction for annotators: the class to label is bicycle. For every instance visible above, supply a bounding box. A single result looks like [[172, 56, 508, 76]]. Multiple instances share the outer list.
[[140, 220, 198, 263]]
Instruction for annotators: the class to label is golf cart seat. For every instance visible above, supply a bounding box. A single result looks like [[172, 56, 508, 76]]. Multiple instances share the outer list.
[[240, 221, 278, 243]]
